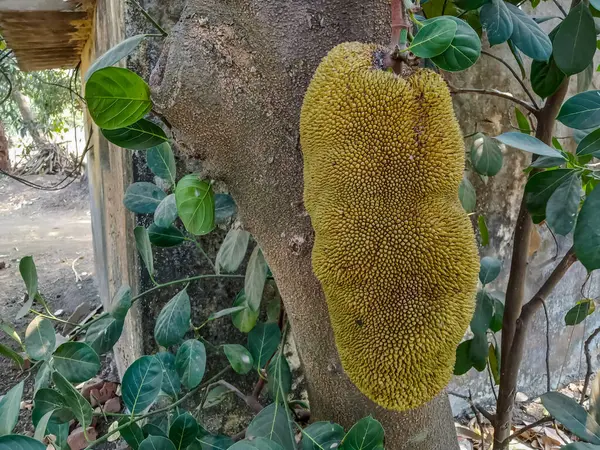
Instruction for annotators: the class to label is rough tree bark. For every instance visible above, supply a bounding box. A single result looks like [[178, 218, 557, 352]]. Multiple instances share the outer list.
[[11, 89, 49, 148], [151, 1, 459, 448]]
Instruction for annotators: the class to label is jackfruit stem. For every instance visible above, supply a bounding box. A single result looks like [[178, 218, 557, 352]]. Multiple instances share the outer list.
[[389, 0, 414, 74]]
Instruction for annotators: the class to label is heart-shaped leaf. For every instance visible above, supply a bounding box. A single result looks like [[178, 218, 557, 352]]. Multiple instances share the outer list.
[[52, 371, 93, 430], [154, 288, 191, 347], [409, 18, 457, 58], [85, 67, 152, 130], [175, 175, 215, 235], [301, 421, 345, 450], [341, 416, 385, 450]]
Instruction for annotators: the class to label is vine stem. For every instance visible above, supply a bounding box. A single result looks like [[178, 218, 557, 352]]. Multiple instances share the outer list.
[[83, 367, 231, 449], [70, 274, 245, 338], [449, 87, 539, 115]]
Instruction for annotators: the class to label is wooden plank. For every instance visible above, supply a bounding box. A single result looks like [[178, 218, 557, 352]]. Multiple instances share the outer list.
[[0, 0, 86, 12], [0, 10, 88, 22]]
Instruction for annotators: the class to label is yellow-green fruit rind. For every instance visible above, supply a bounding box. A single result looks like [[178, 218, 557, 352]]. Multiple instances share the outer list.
[[300, 42, 479, 411]]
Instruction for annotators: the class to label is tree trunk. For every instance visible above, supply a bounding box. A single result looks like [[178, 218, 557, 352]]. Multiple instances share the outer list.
[[151, 1, 459, 448], [0, 121, 9, 171], [11, 89, 49, 148]]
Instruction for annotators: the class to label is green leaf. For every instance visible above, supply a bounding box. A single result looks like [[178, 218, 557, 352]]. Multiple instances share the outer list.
[[248, 322, 282, 369], [470, 331, 489, 372], [203, 385, 234, 409], [52, 371, 93, 430], [147, 142, 176, 186], [0, 435, 46, 450], [515, 108, 531, 134], [125, 182, 167, 214], [85, 316, 124, 355], [553, 2, 596, 76], [195, 435, 235, 450], [508, 39, 527, 79], [267, 354, 292, 400], [134, 226, 155, 277], [169, 412, 199, 450], [546, 173, 582, 235], [228, 438, 285, 450], [574, 183, 600, 271], [232, 290, 259, 333], [557, 91, 600, 130], [531, 156, 566, 168], [471, 291, 495, 335], [154, 194, 178, 228], [34, 362, 51, 393], [541, 391, 600, 443], [24, 317, 55, 361], [478, 215, 489, 246], [301, 422, 345, 450], [214, 194, 237, 224], [84, 35, 147, 81], [46, 422, 69, 450], [246, 403, 296, 449], [110, 284, 132, 320], [560, 443, 600, 450], [143, 422, 168, 438], [409, 18, 457, 58], [577, 128, 600, 157], [0, 381, 23, 435], [494, 132, 564, 158], [33, 410, 54, 442], [471, 133, 503, 176], [216, 229, 251, 274], [223, 344, 254, 374], [52, 342, 101, 383], [480, 0, 513, 46], [454, 0, 487, 11], [155, 352, 181, 397], [208, 306, 246, 321], [101, 119, 168, 150], [525, 169, 576, 222], [119, 420, 145, 450], [19, 256, 38, 315], [488, 344, 500, 384], [32, 389, 73, 426], [175, 175, 215, 235], [154, 288, 191, 347], [565, 299, 595, 326], [531, 57, 566, 99], [245, 246, 268, 312], [422, 0, 458, 18], [454, 339, 473, 375], [148, 224, 185, 248], [479, 256, 502, 285], [579, 63, 594, 93], [122, 356, 163, 415], [0, 344, 23, 370], [429, 17, 481, 71], [85, 67, 152, 130], [505, 3, 552, 61], [175, 340, 206, 389], [341, 416, 385, 450], [139, 436, 177, 450], [489, 295, 505, 332], [459, 177, 476, 213]]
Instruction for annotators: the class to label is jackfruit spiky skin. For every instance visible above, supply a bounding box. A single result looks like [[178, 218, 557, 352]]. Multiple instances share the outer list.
[[300, 42, 479, 411]]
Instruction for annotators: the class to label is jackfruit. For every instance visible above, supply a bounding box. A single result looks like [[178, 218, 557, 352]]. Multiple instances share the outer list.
[[300, 42, 479, 411]]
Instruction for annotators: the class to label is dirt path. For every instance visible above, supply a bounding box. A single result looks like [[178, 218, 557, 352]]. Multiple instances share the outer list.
[[0, 174, 107, 441]]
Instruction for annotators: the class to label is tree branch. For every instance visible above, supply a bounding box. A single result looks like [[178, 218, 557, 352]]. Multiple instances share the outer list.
[[449, 87, 539, 115], [481, 51, 539, 109], [580, 325, 600, 404], [496, 248, 578, 448]]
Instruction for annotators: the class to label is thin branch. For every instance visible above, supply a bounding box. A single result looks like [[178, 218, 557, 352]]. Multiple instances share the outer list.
[[551, 0, 568, 17], [497, 248, 577, 446], [580, 325, 600, 404], [0, 69, 12, 105], [481, 51, 539, 109], [448, 391, 495, 423], [130, 0, 168, 37], [449, 86, 539, 115], [469, 389, 486, 450], [541, 299, 551, 392], [209, 380, 263, 414], [506, 417, 554, 443]]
